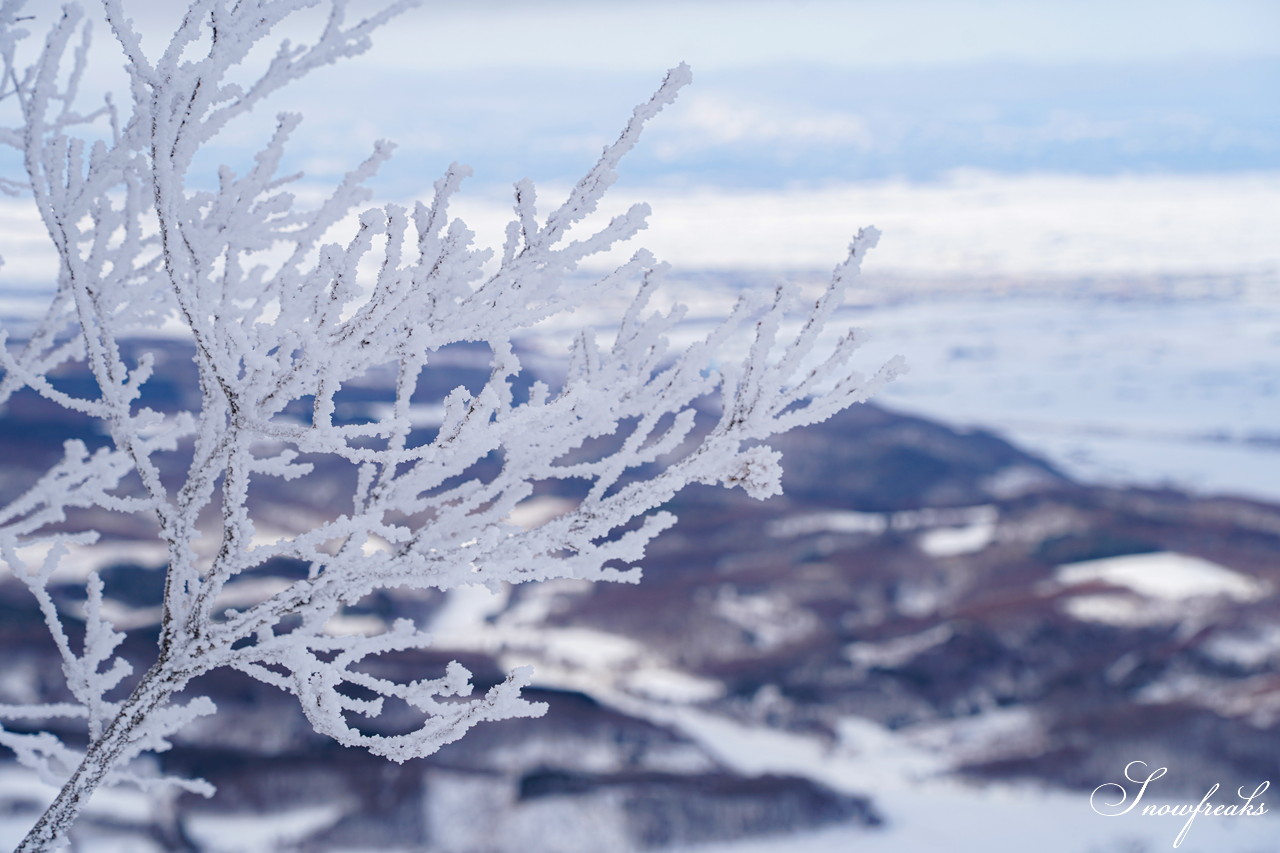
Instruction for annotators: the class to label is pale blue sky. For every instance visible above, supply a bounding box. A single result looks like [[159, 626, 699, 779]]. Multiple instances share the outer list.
[[47, 0, 1276, 190], [376, 0, 1280, 70], [116, 0, 1280, 68]]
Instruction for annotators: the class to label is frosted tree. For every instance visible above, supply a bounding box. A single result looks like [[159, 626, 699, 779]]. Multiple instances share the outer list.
[[0, 0, 902, 848]]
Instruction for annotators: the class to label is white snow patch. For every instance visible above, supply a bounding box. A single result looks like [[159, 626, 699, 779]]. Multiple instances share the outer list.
[[185, 803, 345, 853], [9, 540, 169, 583], [767, 510, 887, 538], [0, 766, 157, 850], [428, 583, 511, 640], [917, 512, 997, 556], [889, 505, 997, 532], [907, 707, 1046, 767], [212, 577, 293, 611], [95, 601, 164, 631], [1056, 552, 1268, 626], [534, 628, 645, 670], [622, 667, 724, 703], [770, 506, 998, 542], [846, 624, 953, 670], [1202, 625, 1280, 669], [622, 700, 1277, 853], [713, 586, 819, 650], [502, 577, 592, 625], [505, 496, 576, 531], [365, 401, 446, 427], [1057, 552, 1268, 602], [322, 613, 387, 637], [1059, 593, 1167, 626]]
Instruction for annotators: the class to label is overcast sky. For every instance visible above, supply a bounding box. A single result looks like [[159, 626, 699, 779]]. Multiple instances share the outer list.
[[48, 0, 1275, 189], [2, 0, 1275, 278], [376, 0, 1280, 70], [115, 0, 1280, 69]]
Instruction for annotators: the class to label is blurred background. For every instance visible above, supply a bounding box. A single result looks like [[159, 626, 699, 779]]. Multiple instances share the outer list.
[[1, 0, 1278, 850]]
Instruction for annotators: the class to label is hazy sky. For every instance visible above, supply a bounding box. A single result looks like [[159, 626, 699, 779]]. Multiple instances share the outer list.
[[376, 0, 1280, 70], [2, 0, 1275, 279], [106, 0, 1280, 71], [44, 0, 1276, 190]]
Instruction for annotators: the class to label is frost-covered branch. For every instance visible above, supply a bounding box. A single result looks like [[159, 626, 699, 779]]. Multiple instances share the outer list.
[[0, 0, 901, 848]]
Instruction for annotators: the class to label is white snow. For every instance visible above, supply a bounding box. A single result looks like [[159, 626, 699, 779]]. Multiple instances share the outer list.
[[770, 506, 999, 544], [441, 172, 1280, 278], [852, 289, 1280, 501], [1056, 552, 1269, 626], [917, 512, 997, 556], [0, 767, 158, 851], [428, 583, 512, 639], [1202, 625, 1280, 669], [621, 667, 725, 703], [1057, 552, 1268, 602], [846, 624, 954, 670], [572, 689, 1279, 853], [321, 613, 388, 637], [184, 803, 346, 853], [767, 511, 887, 538], [10, 539, 169, 583], [1060, 593, 1172, 627], [364, 401, 446, 427], [505, 496, 577, 531], [712, 586, 819, 650], [525, 628, 645, 670]]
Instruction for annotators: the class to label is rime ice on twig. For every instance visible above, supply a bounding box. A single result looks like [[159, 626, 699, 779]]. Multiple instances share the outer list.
[[0, 0, 902, 847]]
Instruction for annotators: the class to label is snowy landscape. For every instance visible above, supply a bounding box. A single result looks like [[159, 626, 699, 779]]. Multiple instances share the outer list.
[[1, 0, 1278, 851]]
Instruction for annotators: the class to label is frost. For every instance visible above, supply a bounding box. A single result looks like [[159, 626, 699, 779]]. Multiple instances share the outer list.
[[0, 0, 900, 847], [721, 446, 784, 499]]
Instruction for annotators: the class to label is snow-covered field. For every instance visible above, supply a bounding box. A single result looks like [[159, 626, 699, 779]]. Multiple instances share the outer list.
[[4, 170, 1275, 500], [448, 617, 1279, 853], [555, 172, 1280, 278], [547, 268, 1280, 502], [508, 170, 1278, 502], [857, 284, 1280, 501], [499, 170, 1279, 501]]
